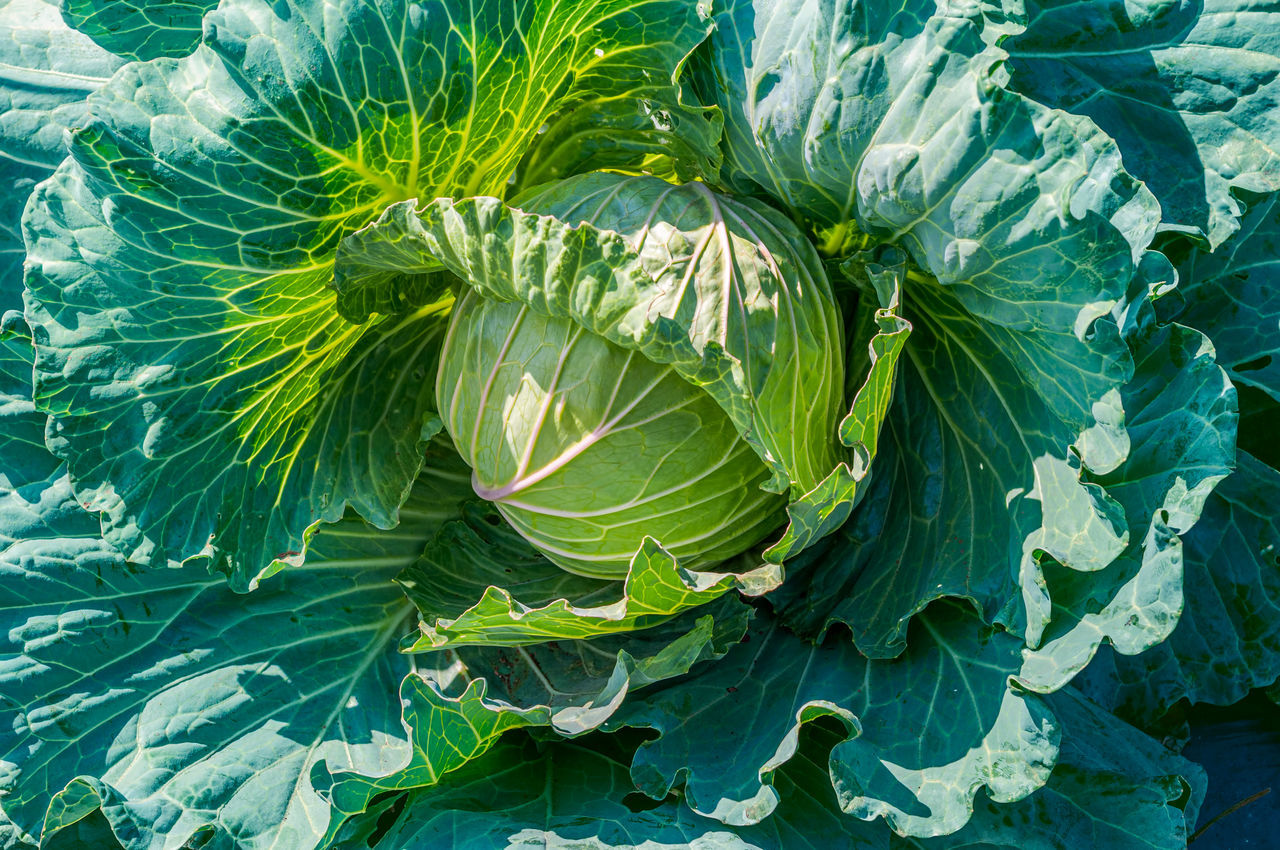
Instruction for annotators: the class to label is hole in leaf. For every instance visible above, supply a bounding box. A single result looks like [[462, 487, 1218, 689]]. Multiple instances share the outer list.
[[1236, 355, 1272, 372], [366, 791, 408, 847], [622, 791, 676, 813]]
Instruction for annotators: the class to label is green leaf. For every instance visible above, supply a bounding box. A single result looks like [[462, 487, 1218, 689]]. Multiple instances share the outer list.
[[37, 781, 128, 850], [690, 0, 1172, 657], [0, 325, 478, 849], [510, 55, 724, 190], [442, 596, 753, 733], [317, 601, 751, 842], [693, 0, 1157, 263], [21, 0, 713, 588], [399, 503, 777, 649], [0, 481, 469, 850], [326, 695, 1203, 850], [24, 158, 454, 586], [330, 691, 1202, 850], [998, 0, 1280, 248], [888, 688, 1203, 849], [58, 0, 215, 60], [1162, 191, 1280, 403], [327, 732, 859, 850], [1020, 311, 1237, 691], [770, 253, 1133, 657], [762, 250, 910, 563], [1077, 451, 1280, 725], [315, 673, 543, 846], [0, 470, 473, 850], [0, 0, 121, 303], [1072, 194, 1280, 723], [605, 603, 1059, 838]]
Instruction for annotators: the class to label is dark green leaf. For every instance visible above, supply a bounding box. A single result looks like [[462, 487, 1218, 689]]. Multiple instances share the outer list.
[[1022, 311, 1236, 690], [1164, 191, 1280, 402], [1000, 0, 1280, 248], [606, 603, 1059, 837]]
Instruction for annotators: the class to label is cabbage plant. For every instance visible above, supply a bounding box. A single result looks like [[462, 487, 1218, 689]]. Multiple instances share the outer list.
[[1, 0, 1277, 848]]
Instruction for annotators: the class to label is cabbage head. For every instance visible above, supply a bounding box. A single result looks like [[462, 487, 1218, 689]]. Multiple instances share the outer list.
[[355, 171, 853, 578], [439, 289, 787, 578]]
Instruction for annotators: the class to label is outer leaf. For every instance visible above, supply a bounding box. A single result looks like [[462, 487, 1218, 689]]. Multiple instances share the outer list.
[[399, 503, 775, 649], [0, 466, 472, 850], [0, 0, 121, 301], [1181, 695, 1280, 848], [999, 0, 1280, 248], [1020, 312, 1236, 691], [317, 601, 751, 842], [0, 479, 471, 850], [22, 0, 712, 588], [328, 691, 1202, 849], [1077, 452, 1280, 725], [58, 0, 215, 60], [605, 603, 1060, 838], [314, 674, 542, 846], [770, 254, 1132, 656], [0, 324, 477, 849], [693, 0, 1157, 260], [691, 0, 1165, 655], [1074, 193, 1280, 721], [328, 733, 865, 850], [1163, 191, 1280, 402], [887, 688, 1204, 848]]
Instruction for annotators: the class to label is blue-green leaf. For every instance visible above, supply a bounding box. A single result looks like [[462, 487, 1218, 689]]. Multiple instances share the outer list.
[[1020, 311, 1236, 691], [999, 0, 1280, 248], [605, 603, 1059, 838], [770, 254, 1133, 657], [0, 323, 477, 849], [326, 687, 1203, 850], [689, 0, 1176, 658], [1074, 193, 1280, 723], [0, 0, 121, 303], [1163, 191, 1280, 403], [1077, 452, 1280, 724], [58, 0, 215, 61], [0, 475, 469, 850], [693, 0, 1157, 259], [329, 732, 866, 850], [895, 688, 1203, 848]]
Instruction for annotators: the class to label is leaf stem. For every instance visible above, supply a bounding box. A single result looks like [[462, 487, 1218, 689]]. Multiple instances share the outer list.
[[1189, 787, 1272, 843]]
